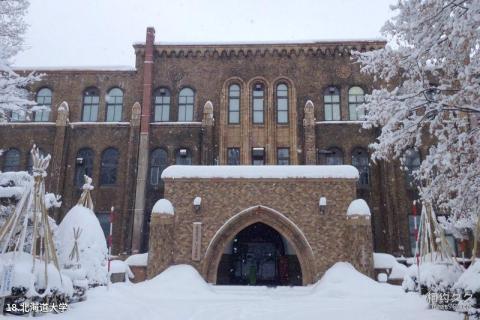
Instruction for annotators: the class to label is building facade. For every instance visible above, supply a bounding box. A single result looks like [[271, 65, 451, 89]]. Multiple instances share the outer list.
[[0, 27, 425, 261]]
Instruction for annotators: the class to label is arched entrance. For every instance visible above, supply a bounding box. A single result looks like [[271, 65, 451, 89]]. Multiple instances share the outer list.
[[217, 222, 302, 285], [203, 205, 316, 285]]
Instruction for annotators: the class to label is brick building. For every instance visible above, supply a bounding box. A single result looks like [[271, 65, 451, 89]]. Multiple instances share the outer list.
[[0, 27, 430, 270]]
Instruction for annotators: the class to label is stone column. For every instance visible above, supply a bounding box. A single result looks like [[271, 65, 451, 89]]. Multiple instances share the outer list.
[[50, 102, 69, 221], [303, 100, 317, 165], [201, 101, 214, 165], [122, 102, 141, 253], [346, 214, 374, 278], [146, 200, 175, 278], [132, 27, 155, 253]]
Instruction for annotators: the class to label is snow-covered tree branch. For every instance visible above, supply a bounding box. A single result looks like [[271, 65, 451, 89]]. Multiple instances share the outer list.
[[353, 0, 480, 239], [0, 0, 41, 122]]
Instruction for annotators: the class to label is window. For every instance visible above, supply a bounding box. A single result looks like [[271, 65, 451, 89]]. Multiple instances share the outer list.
[[75, 148, 94, 187], [100, 148, 119, 185], [10, 110, 26, 122], [27, 148, 46, 174], [176, 148, 192, 165], [178, 88, 194, 121], [34, 88, 52, 122], [82, 88, 100, 122], [277, 148, 290, 165], [149, 148, 168, 186], [252, 83, 264, 124], [276, 83, 288, 124], [153, 88, 170, 122], [352, 148, 369, 188], [106, 88, 123, 122], [404, 149, 421, 188], [252, 148, 265, 165], [227, 148, 240, 165], [324, 86, 340, 121], [3, 148, 20, 172], [348, 86, 365, 120], [319, 147, 343, 165], [228, 84, 240, 124]]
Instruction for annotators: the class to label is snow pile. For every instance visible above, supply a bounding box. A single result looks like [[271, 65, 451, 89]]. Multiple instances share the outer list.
[[162, 165, 359, 179], [109, 260, 134, 280], [0, 251, 73, 297], [125, 253, 148, 267], [347, 199, 371, 216], [454, 260, 480, 292], [402, 264, 418, 292], [137, 265, 213, 297], [313, 262, 397, 297], [152, 199, 174, 215], [57, 205, 108, 285], [373, 253, 408, 280]]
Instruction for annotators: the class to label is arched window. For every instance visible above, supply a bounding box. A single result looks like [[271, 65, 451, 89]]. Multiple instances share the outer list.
[[319, 147, 344, 165], [405, 149, 421, 187], [153, 88, 170, 122], [82, 88, 100, 122], [178, 88, 194, 121], [34, 88, 52, 122], [149, 148, 168, 186], [3, 148, 20, 172], [106, 88, 123, 122], [228, 84, 240, 124], [352, 148, 369, 188], [100, 148, 119, 185], [176, 148, 192, 165], [324, 86, 340, 121], [348, 86, 365, 120], [27, 148, 46, 174], [75, 148, 94, 187], [252, 83, 264, 124], [276, 83, 288, 124]]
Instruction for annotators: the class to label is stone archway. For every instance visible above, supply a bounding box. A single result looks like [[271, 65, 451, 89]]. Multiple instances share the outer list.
[[203, 205, 316, 285]]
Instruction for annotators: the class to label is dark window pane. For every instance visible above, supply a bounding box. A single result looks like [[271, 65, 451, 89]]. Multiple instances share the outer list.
[[100, 148, 119, 185], [277, 148, 290, 165], [352, 148, 369, 188], [227, 148, 240, 165], [176, 149, 192, 165], [252, 148, 265, 165], [3, 149, 20, 172], [149, 148, 168, 186], [75, 148, 94, 187]]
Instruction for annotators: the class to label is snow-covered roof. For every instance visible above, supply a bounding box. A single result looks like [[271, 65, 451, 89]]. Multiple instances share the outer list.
[[133, 38, 386, 46], [347, 199, 371, 216], [161, 165, 359, 180], [13, 65, 136, 72], [152, 199, 174, 215]]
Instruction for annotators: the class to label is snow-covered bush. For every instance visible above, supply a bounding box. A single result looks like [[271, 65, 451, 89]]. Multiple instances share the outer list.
[[454, 260, 480, 318], [57, 204, 108, 286]]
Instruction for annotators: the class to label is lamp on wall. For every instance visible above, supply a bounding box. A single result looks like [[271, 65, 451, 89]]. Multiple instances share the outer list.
[[319, 197, 327, 214], [193, 196, 202, 212]]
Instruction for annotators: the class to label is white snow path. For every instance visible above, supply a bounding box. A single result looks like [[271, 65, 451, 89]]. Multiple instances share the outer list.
[[39, 282, 461, 320]]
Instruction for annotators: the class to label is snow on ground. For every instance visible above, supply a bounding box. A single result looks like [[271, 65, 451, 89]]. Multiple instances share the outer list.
[[39, 263, 460, 320], [374, 252, 408, 280]]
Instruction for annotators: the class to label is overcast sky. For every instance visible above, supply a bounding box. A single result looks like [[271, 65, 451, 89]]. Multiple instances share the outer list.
[[14, 0, 397, 67]]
